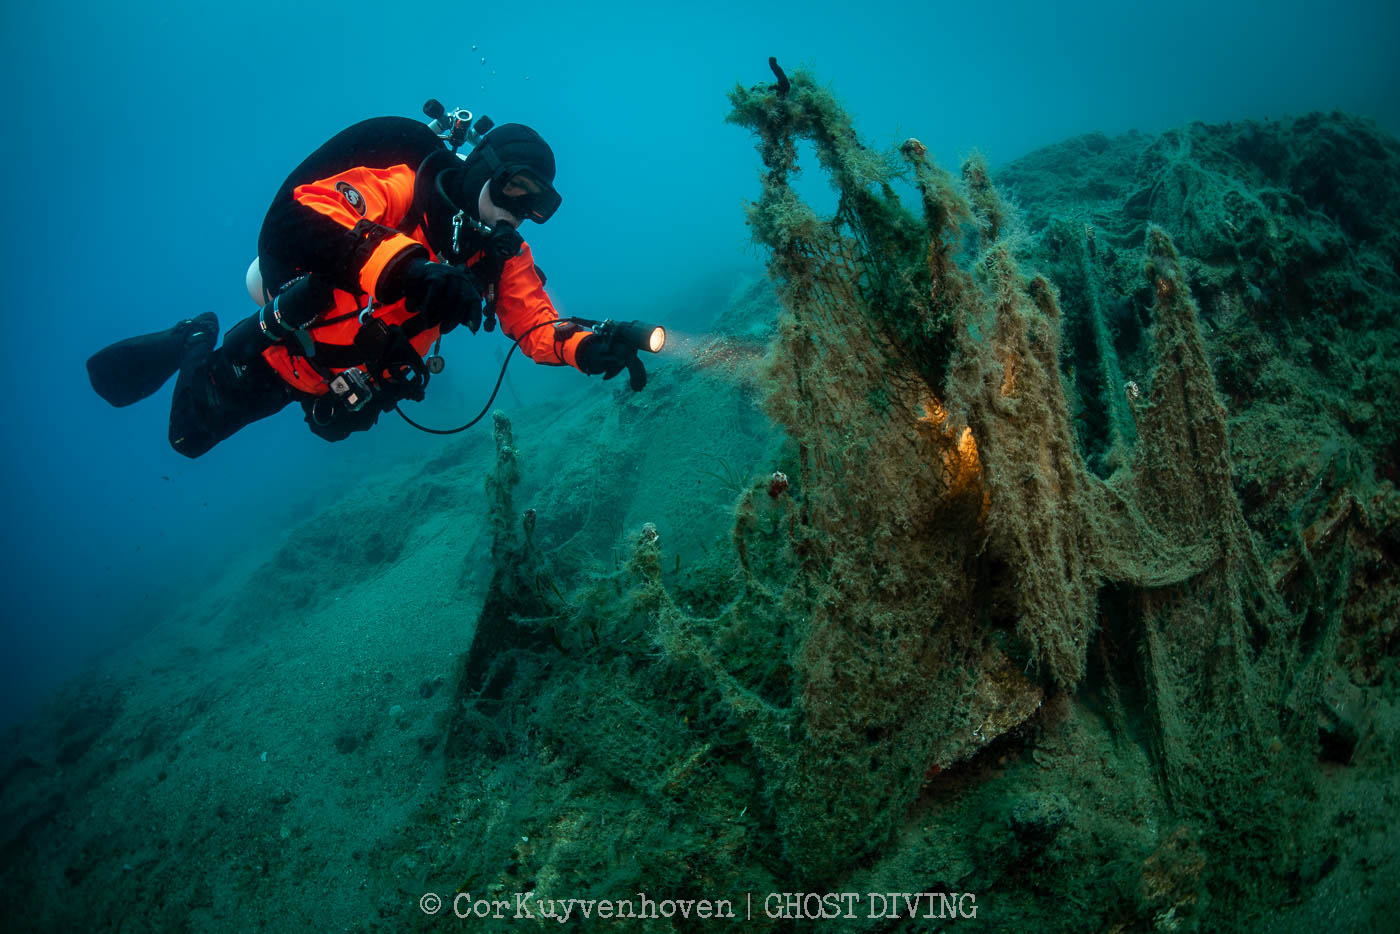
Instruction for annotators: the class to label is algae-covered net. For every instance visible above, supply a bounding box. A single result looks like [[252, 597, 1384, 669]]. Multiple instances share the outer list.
[[724, 65, 1306, 874], [718, 66, 1398, 919], [429, 68, 1398, 931]]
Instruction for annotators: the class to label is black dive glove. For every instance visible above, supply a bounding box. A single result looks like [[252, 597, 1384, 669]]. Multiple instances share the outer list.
[[354, 319, 429, 403], [391, 256, 483, 333], [575, 333, 647, 391]]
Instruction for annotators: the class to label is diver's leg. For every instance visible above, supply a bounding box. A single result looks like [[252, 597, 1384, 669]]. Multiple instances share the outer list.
[[168, 338, 294, 458], [87, 313, 218, 407]]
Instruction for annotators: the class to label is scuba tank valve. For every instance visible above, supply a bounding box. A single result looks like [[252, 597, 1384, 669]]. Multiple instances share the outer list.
[[423, 99, 494, 152]]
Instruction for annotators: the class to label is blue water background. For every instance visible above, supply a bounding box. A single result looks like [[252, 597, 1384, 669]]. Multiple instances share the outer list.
[[1, 0, 1397, 725]]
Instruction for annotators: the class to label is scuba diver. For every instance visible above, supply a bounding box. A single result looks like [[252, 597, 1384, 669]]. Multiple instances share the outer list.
[[87, 103, 660, 457]]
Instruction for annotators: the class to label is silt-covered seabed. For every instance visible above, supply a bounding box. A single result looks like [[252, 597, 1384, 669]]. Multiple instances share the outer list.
[[3, 71, 1398, 931]]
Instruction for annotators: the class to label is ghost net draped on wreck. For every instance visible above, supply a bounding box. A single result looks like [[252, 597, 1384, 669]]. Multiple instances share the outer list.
[[719, 69, 1322, 898], [432, 70, 1390, 931]]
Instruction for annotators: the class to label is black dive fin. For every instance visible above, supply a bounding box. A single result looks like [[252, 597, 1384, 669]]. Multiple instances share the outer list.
[[87, 314, 218, 407]]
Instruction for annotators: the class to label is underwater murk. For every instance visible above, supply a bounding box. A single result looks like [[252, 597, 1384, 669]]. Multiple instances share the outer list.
[[2, 68, 1398, 932]]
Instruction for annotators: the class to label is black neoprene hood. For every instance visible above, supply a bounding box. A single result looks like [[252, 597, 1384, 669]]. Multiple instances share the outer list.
[[446, 123, 557, 213]]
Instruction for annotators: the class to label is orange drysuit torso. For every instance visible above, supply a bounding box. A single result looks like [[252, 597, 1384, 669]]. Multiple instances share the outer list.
[[259, 162, 587, 395]]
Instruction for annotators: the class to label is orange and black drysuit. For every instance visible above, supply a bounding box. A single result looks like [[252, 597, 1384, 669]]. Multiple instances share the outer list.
[[259, 155, 587, 393], [260, 119, 587, 409], [169, 118, 589, 455]]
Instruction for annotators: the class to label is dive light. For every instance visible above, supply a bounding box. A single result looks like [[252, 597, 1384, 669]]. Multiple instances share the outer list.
[[601, 319, 667, 354]]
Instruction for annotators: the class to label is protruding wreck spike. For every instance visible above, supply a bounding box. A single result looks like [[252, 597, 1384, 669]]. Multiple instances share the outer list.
[[768, 56, 790, 97]]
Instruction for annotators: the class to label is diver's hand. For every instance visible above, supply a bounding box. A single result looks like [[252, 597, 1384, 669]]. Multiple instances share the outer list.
[[355, 322, 429, 403], [395, 258, 483, 333], [575, 334, 647, 391]]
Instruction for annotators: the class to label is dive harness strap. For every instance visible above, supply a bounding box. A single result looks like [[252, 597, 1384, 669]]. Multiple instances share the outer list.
[[284, 305, 431, 417]]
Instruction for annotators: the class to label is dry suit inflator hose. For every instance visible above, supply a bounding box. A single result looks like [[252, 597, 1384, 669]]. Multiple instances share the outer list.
[[393, 316, 665, 435]]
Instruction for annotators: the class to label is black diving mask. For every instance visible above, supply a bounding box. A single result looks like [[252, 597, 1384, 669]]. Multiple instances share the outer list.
[[479, 144, 561, 223], [488, 165, 561, 223]]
